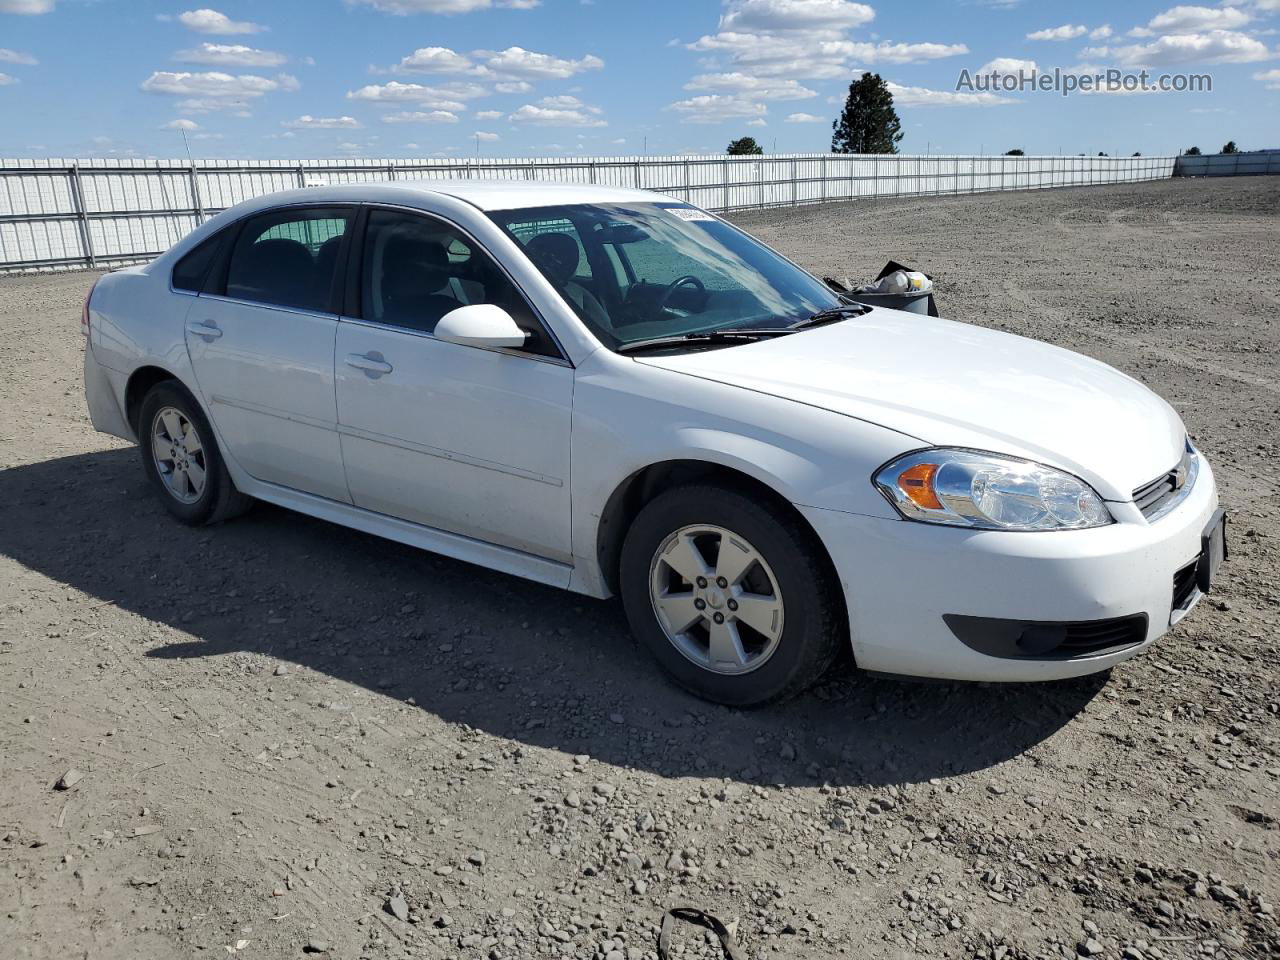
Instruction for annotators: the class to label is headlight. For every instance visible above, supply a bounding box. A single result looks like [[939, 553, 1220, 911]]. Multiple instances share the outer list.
[[874, 448, 1113, 531]]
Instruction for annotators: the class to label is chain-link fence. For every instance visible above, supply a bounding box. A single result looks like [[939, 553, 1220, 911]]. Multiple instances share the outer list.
[[0, 152, 1176, 273]]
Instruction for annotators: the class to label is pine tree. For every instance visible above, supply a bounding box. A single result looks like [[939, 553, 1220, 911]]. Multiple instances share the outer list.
[[831, 73, 903, 154]]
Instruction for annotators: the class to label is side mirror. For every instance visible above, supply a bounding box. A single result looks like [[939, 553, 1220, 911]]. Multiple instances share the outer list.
[[434, 304, 528, 350]]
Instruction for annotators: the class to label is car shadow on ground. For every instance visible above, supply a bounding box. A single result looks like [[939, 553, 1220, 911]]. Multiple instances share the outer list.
[[2, 449, 1106, 787]]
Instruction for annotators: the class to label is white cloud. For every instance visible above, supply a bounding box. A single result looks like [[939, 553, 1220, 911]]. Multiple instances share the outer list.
[[176, 8, 266, 35], [141, 70, 297, 111], [1090, 24, 1112, 40], [475, 130, 499, 141], [887, 82, 1018, 106], [719, 0, 875, 33], [1026, 24, 1086, 41], [976, 57, 1038, 76], [844, 40, 969, 63], [283, 114, 362, 129], [0, 47, 37, 64], [475, 109, 503, 119], [666, 94, 769, 123], [1254, 67, 1280, 88], [784, 111, 824, 122], [1142, 5, 1251, 34], [476, 46, 604, 80], [1085, 29, 1270, 66], [162, 118, 200, 130], [346, 80, 483, 110], [683, 72, 817, 100], [175, 42, 287, 67], [393, 46, 475, 74], [746, 118, 767, 127], [381, 109, 461, 123], [494, 80, 533, 93], [348, 0, 538, 13], [0, 0, 54, 12], [0, 72, 16, 85], [509, 101, 607, 126]]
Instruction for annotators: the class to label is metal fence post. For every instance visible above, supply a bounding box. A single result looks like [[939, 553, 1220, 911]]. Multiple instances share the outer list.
[[69, 162, 96, 269], [820, 154, 827, 204], [296, 164, 307, 189], [684, 157, 691, 202], [722, 158, 729, 210], [791, 157, 798, 205]]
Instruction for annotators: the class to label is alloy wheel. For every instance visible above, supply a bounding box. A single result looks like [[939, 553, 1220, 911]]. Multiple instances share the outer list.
[[151, 406, 207, 504], [648, 524, 784, 676]]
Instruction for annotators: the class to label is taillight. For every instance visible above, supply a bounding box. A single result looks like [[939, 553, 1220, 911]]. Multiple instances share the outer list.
[[81, 278, 99, 339]]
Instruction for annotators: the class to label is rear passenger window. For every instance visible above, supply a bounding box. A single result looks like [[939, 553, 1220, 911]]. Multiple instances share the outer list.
[[172, 231, 225, 292], [225, 208, 352, 312]]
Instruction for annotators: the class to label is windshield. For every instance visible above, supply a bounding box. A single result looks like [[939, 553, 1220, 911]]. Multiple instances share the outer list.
[[489, 202, 844, 349]]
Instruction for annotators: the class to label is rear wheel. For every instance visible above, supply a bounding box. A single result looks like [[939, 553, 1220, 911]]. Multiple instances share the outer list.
[[138, 382, 251, 526], [619, 484, 844, 706]]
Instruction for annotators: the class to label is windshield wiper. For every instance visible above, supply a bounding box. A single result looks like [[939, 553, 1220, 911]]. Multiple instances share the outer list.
[[615, 327, 795, 355], [788, 302, 871, 331]]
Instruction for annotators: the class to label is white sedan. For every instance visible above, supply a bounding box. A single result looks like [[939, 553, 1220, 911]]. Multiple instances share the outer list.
[[82, 181, 1226, 705]]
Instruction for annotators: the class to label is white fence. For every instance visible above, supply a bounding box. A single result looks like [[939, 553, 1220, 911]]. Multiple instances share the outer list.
[[1174, 152, 1280, 177], [0, 153, 1175, 273]]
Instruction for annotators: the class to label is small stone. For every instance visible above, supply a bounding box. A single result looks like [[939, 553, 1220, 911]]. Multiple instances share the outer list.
[[987, 784, 1006, 796], [1135, 867, 1154, 883], [274, 664, 289, 676], [1079, 938, 1104, 956], [1122, 948, 1145, 960], [593, 783, 616, 798], [435, 914, 452, 928], [467, 851, 486, 867], [1209, 884, 1239, 904], [779, 742, 796, 761], [565, 791, 582, 809], [54, 768, 83, 791], [632, 878, 648, 895], [1155, 899, 1175, 918], [385, 891, 409, 922], [303, 941, 330, 955], [609, 713, 625, 724]]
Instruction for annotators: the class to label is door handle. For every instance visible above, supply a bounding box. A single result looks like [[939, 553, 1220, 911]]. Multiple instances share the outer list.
[[186, 320, 222, 341], [345, 353, 393, 377]]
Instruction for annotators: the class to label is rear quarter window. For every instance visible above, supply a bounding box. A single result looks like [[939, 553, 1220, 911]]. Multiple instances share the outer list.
[[171, 232, 226, 292]]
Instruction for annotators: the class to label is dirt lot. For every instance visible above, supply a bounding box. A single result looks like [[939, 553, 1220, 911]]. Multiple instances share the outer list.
[[1, 177, 1277, 960]]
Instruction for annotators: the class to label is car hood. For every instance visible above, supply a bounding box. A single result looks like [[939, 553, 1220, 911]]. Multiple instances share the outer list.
[[636, 309, 1186, 500]]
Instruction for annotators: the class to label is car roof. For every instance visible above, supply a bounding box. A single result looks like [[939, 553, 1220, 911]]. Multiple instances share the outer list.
[[251, 179, 676, 213]]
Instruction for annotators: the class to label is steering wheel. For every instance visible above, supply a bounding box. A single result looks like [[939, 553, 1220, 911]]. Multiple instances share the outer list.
[[651, 274, 706, 319]]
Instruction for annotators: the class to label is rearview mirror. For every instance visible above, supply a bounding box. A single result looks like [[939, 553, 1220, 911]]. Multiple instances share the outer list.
[[434, 304, 528, 350]]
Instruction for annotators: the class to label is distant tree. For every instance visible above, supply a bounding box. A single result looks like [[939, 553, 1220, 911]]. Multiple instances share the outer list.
[[1098, 151, 1109, 157], [726, 136, 764, 156], [1185, 146, 1202, 155], [1132, 151, 1142, 157], [1004, 148, 1025, 156], [831, 72, 903, 154], [1221, 140, 1239, 154]]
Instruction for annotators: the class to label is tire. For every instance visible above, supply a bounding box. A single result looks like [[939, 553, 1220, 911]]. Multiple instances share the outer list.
[[137, 381, 252, 526], [619, 484, 844, 706]]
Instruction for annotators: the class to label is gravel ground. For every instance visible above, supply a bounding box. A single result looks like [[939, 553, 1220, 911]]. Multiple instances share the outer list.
[[1, 176, 1277, 960]]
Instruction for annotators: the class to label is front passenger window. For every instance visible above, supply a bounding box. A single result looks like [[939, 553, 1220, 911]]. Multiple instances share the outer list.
[[360, 209, 560, 358], [224, 208, 352, 312]]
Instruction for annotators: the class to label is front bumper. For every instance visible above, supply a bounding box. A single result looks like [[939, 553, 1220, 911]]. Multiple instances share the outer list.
[[800, 455, 1219, 682]]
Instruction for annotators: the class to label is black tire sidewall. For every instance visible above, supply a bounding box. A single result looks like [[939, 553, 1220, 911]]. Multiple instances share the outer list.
[[619, 486, 841, 707], [138, 382, 226, 525]]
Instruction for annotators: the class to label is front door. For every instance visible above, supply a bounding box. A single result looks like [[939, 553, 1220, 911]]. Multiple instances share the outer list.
[[186, 206, 355, 503], [335, 207, 574, 562]]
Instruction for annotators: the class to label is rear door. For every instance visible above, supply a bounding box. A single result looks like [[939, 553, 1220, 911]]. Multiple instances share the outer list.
[[185, 205, 354, 503], [334, 206, 574, 562]]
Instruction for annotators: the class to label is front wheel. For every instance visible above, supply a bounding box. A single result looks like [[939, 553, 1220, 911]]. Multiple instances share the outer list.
[[619, 485, 844, 706], [138, 381, 251, 526]]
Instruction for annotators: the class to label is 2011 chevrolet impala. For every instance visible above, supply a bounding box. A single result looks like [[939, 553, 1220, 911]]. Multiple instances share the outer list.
[[81, 181, 1226, 705]]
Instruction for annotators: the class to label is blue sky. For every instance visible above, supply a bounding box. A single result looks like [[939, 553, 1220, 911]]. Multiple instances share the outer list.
[[1, 0, 1278, 159]]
